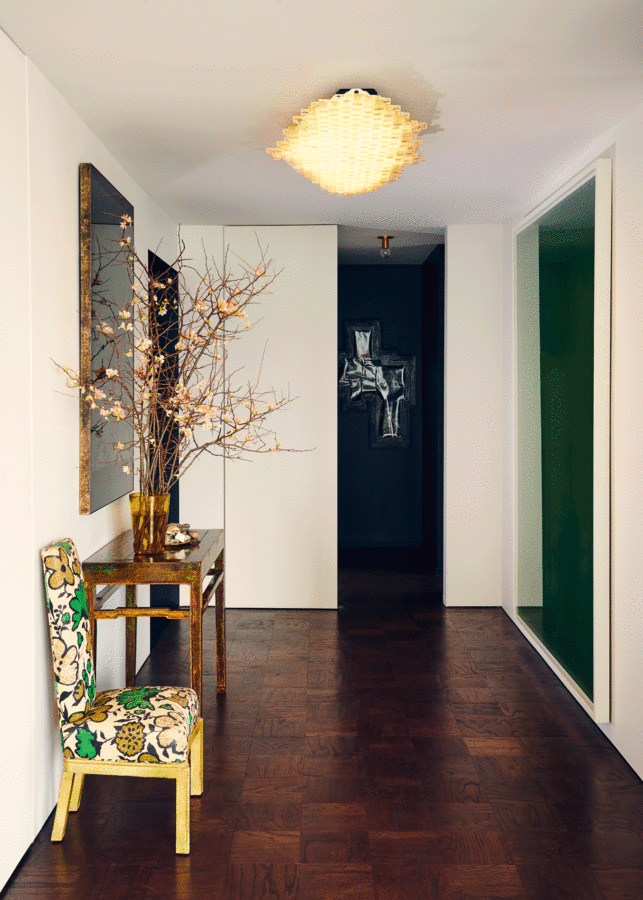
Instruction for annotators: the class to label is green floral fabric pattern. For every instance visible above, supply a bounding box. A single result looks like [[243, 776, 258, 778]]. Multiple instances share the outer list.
[[60, 685, 198, 763], [41, 539, 198, 764], [41, 539, 94, 724]]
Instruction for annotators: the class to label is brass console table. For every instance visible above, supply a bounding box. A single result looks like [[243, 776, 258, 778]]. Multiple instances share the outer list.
[[82, 529, 225, 713]]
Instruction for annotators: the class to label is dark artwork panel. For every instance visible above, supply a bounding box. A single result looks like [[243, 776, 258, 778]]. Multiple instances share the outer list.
[[338, 319, 416, 448]]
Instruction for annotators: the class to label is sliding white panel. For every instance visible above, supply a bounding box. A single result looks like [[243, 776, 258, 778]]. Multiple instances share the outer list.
[[224, 225, 337, 609]]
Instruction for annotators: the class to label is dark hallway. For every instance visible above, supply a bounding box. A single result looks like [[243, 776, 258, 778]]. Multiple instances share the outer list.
[[337, 246, 444, 574]]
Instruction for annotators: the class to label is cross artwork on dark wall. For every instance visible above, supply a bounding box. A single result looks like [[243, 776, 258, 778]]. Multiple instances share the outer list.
[[339, 320, 416, 448]]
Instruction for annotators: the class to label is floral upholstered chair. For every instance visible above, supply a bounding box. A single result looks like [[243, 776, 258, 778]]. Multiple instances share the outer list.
[[41, 538, 203, 854]]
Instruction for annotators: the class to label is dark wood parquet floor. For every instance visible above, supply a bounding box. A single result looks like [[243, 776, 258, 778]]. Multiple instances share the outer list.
[[5, 557, 643, 899]]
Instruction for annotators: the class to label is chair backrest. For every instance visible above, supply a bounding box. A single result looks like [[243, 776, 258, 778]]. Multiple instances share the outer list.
[[41, 539, 95, 726]]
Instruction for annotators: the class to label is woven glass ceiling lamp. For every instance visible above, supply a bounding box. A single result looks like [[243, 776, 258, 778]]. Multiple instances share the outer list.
[[267, 88, 427, 195]]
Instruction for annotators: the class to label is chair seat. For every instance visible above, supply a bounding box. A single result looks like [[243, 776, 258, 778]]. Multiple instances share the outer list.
[[60, 686, 199, 764]]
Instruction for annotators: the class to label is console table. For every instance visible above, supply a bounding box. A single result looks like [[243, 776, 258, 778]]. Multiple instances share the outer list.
[[82, 528, 225, 713]]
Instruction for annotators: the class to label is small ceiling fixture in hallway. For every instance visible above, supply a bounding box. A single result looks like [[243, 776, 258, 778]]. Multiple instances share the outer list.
[[267, 88, 427, 195], [378, 234, 393, 257]]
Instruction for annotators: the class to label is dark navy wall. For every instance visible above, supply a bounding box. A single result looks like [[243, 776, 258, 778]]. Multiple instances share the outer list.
[[338, 265, 423, 547]]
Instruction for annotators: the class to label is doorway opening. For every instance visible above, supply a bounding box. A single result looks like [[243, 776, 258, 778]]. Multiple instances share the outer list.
[[337, 228, 444, 598], [148, 250, 180, 649]]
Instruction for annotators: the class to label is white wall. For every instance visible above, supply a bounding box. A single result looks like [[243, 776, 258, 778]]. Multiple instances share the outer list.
[[444, 224, 505, 607], [504, 100, 643, 779], [175, 226, 225, 541], [514, 224, 543, 609], [1, 30, 37, 887], [181, 225, 338, 610], [0, 32, 178, 889], [501, 223, 516, 609], [607, 103, 643, 775], [224, 226, 337, 610]]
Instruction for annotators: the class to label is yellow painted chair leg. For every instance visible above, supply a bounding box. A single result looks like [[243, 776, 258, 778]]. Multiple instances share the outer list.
[[175, 766, 190, 854], [190, 720, 204, 797], [51, 769, 74, 841], [69, 773, 85, 812]]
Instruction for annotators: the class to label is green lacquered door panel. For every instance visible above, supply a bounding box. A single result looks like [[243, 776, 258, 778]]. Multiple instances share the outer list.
[[539, 238, 594, 698], [518, 177, 596, 700]]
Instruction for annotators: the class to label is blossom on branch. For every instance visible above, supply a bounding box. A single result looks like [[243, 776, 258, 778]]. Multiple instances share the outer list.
[[55, 230, 292, 494]]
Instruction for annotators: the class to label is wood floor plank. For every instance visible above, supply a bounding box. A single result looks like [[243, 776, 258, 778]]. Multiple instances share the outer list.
[[253, 715, 307, 737], [66, 865, 153, 900], [245, 755, 306, 778], [300, 830, 370, 863], [224, 863, 299, 900], [592, 867, 643, 900], [368, 831, 442, 864], [129, 866, 228, 900], [239, 778, 308, 802], [437, 829, 512, 864], [301, 802, 370, 831], [419, 802, 498, 831], [372, 863, 442, 900], [235, 802, 302, 832], [439, 864, 528, 899], [298, 864, 375, 900], [229, 831, 301, 863], [519, 862, 607, 900]]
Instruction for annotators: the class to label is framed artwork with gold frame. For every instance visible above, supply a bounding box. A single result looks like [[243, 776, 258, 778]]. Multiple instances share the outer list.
[[79, 163, 134, 514]]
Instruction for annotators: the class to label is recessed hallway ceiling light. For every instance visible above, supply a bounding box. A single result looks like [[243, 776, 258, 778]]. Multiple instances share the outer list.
[[267, 89, 427, 195]]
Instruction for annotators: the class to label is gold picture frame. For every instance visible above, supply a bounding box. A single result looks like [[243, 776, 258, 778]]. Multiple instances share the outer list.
[[79, 163, 134, 514]]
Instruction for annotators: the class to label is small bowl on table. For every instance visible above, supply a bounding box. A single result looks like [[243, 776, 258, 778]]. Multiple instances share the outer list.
[[165, 524, 200, 548]]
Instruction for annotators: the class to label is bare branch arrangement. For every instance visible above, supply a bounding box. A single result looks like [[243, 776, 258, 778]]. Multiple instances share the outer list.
[[59, 215, 290, 494]]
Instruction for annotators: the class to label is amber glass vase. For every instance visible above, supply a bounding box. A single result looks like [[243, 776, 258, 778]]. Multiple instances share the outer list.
[[129, 493, 170, 555]]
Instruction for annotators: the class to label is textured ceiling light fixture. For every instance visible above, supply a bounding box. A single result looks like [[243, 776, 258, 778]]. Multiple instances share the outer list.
[[267, 88, 427, 195], [378, 235, 393, 257]]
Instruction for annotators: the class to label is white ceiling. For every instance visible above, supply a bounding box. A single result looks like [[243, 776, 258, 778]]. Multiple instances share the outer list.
[[2, 0, 643, 259]]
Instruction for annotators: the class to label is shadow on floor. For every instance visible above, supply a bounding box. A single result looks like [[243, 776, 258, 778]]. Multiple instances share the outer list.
[[338, 546, 443, 608]]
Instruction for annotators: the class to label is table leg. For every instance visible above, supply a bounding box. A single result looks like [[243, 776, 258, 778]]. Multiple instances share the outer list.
[[85, 579, 97, 671], [190, 579, 202, 714], [216, 573, 226, 693], [125, 584, 136, 687]]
